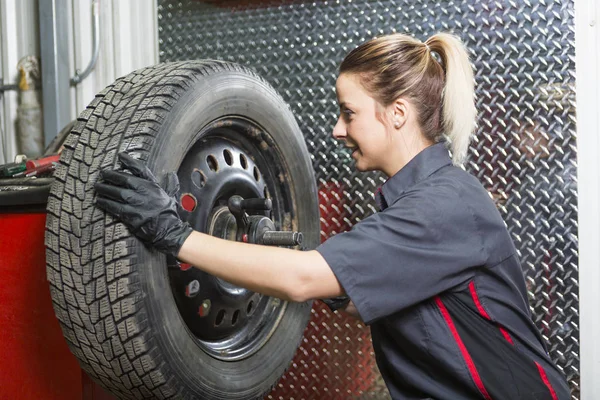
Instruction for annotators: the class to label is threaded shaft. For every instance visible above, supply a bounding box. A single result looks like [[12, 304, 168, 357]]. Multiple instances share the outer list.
[[262, 231, 303, 246]]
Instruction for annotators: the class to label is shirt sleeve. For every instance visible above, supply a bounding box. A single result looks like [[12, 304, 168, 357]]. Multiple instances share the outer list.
[[315, 188, 487, 325]]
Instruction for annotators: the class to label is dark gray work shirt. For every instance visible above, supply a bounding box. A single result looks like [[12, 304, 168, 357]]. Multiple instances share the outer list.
[[316, 143, 570, 400]]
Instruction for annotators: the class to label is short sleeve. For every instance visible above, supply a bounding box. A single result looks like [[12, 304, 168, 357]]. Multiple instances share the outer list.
[[315, 189, 487, 324]]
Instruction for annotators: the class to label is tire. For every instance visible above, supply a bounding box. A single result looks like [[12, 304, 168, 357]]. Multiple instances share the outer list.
[[45, 61, 320, 399], [43, 119, 76, 156]]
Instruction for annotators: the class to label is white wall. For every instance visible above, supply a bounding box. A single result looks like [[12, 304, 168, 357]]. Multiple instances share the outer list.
[[70, 0, 159, 119], [0, 0, 159, 164], [576, 0, 600, 398]]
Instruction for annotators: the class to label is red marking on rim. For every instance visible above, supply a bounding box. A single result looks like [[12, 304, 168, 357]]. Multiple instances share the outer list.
[[242, 234, 248, 243], [180, 263, 192, 271], [181, 193, 197, 212]]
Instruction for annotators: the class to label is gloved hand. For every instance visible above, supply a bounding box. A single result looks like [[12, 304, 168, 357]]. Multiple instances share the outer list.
[[94, 152, 193, 257], [321, 295, 351, 312]]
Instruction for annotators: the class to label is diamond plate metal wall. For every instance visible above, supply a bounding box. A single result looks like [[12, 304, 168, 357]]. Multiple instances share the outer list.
[[157, 1, 579, 398]]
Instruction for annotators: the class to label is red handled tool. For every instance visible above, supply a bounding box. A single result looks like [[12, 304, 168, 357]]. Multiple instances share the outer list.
[[25, 155, 60, 170]]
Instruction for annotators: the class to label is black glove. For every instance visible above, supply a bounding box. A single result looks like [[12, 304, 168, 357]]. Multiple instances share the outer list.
[[321, 295, 351, 312], [95, 152, 193, 257]]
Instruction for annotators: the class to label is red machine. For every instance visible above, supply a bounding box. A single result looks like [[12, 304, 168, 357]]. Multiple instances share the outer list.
[[0, 178, 114, 399]]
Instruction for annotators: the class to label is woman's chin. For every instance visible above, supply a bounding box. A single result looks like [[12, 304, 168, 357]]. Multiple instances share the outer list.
[[353, 159, 372, 172]]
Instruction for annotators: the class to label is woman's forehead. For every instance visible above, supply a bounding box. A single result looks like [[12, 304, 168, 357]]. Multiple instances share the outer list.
[[336, 73, 360, 88], [336, 73, 371, 100]]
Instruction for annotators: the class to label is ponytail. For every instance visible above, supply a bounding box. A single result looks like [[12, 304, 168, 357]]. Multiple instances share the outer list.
[[426, 33, 476, 166]]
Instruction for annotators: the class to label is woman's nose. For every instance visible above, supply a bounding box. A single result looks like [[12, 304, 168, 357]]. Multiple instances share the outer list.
[[332, 116, 346, 139]]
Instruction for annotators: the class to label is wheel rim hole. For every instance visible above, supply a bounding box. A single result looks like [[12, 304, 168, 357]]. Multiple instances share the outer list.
[[247, 301, 254, 315], [232, 310, 240, 325], [240, 154, 248, 169], [253, 166, 260, 181], [215, 310, 225, 326], [207, 155, 219, 172], [223, 150, 233, 166], [191, 170, 207, 188], [263, 186, 269, 199], [186, 280, 200, 297]]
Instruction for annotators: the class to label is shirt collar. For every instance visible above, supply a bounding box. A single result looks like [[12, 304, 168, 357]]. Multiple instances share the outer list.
[[376, 142, 453, 210]]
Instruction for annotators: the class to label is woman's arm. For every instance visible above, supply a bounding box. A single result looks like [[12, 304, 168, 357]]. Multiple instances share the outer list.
[[177, 230, 344, 302]]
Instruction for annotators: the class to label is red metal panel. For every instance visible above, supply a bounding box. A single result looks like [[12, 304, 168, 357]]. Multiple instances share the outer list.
[[0, 212, 82, 400]]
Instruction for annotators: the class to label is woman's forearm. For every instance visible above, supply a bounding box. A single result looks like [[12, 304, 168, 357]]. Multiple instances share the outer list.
[[176, 230, 344, 302]]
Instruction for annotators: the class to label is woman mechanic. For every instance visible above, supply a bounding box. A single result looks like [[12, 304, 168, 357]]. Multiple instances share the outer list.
[[94, 32, 570, 399]]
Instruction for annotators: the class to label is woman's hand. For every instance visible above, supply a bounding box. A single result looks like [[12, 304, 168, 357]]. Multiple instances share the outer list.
[[94, 152, 193, 257]]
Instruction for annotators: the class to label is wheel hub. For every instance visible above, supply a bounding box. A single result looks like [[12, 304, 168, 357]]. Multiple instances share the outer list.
[[167, 119, 303, 361]]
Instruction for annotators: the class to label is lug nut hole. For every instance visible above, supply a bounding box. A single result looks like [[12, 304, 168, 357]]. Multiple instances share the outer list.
[[240, 154, 248, 169], [207, 155, 219, 172], [215, 309, 225, 326], [185, 280, 200, 297], [253, 166, 260, 182], [247, 301, 254, 315], [192, 169, 207, 188], [232, 310, 240, 325], [223, 149, 233, 166]]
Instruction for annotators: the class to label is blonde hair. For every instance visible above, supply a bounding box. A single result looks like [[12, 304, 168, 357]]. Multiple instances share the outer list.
[[339, 32, 476, 166]]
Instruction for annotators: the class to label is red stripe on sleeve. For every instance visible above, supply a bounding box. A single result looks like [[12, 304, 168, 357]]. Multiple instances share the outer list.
[[498, 327, 514, 344], [469, 281, 491, 319], [535, 362, 559, 400], [435, 296, 493, 400], [469, 281, 514, 345], [469, 281, 560, 399]]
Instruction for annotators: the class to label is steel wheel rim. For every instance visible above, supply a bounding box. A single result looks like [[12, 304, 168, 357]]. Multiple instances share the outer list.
[[168, 117, 294, 361]]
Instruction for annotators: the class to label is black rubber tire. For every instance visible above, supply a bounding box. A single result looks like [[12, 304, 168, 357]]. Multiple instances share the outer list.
[[45, 61, 319, 399], [43, 119, 76, 156]]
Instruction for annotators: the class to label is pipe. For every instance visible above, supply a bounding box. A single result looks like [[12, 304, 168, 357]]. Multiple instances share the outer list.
[[16, 56, 44, 157], [70, 0, 100, 86], [0, 84, 18, 92], [39, 0, 71, 149]]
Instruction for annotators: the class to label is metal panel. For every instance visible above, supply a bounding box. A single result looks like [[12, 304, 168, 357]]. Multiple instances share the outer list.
[[157, 1, 579, 398], [109, 0, 160, 79], [69, 0, 159, 125], [38, 0, 71, 148]]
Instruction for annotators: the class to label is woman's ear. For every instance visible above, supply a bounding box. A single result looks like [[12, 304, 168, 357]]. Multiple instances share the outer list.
[[392, 98, 409, 130]]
